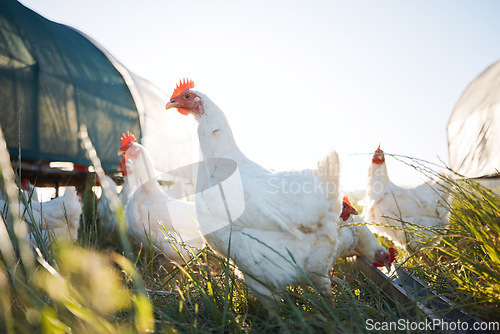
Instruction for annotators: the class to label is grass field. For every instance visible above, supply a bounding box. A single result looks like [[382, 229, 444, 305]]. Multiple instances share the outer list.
[[0, 141, 499, 332]]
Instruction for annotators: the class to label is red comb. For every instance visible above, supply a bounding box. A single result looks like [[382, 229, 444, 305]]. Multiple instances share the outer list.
[[343, 196, 352, 206], [120, 131, 136, 151], [170, 78, 195, 99], [389, 247, 397, 263], [372, 144, 385, 165], [21, 179, 30, 189]]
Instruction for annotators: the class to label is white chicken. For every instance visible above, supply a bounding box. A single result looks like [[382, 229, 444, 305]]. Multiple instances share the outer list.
[[360, 146, 451, 252], [118, 132, 205, 264], [1, 187, 81, 247], [118, 132, 184, 201], [21, 179, 39, 202], [96, 173, 120, 234], [338, 196, 395, 270], [97, 158, 137, 236], [165, 79, 344, 302], [118, 157, 135, 207]]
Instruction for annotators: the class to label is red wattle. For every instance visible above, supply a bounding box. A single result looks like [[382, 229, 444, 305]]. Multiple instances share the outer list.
[[178, 107, 191, 115], [372, 155, 385, 165]]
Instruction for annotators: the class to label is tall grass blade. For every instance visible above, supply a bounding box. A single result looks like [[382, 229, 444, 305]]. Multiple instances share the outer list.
[[0, 122, 33, 272], [111, 252, 155, 333], [78, 124, 133, 260]]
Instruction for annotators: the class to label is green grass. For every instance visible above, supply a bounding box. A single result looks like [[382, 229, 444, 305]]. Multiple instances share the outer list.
[[373, 155, 500, 322], [3, 173, 498, 333], [0, 175, 423, 333], [1, 133, 499, 332], [402, 174, 500, 321]]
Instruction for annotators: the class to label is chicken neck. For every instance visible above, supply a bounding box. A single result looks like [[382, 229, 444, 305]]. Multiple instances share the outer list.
[[196, 93, 247, 163], [367, 160, 390, 195]]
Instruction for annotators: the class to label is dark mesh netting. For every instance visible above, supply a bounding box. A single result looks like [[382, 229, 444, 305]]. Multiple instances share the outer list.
[[0, 0, 142, 171]]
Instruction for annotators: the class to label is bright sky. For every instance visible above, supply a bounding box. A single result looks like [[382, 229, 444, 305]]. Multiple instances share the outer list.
[[20, 0, 500, 191]]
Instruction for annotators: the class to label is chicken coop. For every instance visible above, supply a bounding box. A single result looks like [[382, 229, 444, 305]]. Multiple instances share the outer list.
[[0, 0, 196, 189], [447, 59, 500, 191]]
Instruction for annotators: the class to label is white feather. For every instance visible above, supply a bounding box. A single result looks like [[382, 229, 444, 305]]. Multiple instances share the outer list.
[[361, 150, 451, 251], [190, 92, 342, 300], [123, 142, 205, 263]]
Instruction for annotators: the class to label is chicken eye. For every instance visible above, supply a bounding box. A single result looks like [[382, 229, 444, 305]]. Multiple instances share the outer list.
[[184, 94, 191, 99]]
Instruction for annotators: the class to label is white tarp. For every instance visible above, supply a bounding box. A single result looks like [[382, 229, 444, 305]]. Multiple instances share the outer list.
[[128, 72, 199, 174], [79, 29, 199, 174], [447, 60, 500, 178]]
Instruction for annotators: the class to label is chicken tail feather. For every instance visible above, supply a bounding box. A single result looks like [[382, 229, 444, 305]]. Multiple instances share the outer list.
[[317, 150, 341, 215]]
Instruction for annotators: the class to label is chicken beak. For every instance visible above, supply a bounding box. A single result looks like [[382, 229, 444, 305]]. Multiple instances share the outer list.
[[165, 100, 178, 110]]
